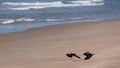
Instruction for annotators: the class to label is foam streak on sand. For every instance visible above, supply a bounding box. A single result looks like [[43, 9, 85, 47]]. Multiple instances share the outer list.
[[0, 20, 120, 68]]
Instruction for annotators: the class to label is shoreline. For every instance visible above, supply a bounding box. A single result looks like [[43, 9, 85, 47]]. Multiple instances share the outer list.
[[0, 18, 120, 35], [0, 19, 120, 68]]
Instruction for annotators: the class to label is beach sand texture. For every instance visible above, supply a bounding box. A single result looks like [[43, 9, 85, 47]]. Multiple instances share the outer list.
[[0, 20, 120, 68]]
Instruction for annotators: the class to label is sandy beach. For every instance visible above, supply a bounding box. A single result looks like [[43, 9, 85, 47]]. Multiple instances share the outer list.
[[0, 20, 120, 68]]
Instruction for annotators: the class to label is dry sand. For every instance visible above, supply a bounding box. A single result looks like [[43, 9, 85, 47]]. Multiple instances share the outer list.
[[0, 20, 120, 68]]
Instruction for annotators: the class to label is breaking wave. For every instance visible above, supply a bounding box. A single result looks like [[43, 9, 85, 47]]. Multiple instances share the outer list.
[[2, 0, 104, 10], [0, 17, 86, 24], [0, 18, 35, 24], [0, 15, 101, 24]]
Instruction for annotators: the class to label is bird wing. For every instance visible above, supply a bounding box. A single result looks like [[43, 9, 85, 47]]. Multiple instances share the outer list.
[[73, 54, 81, 59]]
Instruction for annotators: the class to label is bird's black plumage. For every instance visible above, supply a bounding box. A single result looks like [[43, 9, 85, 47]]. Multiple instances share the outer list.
[[83, 52, 94, 60], [66, 53, 81, 59]]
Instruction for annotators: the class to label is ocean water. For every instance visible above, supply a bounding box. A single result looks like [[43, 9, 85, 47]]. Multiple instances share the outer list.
[[0, 0, 120, 34]]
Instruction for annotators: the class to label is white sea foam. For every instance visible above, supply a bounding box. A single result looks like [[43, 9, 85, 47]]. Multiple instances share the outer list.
[[0, 17, 83, 24], [1, 19, 15, 24], [2, 0, 104, 10], [16, 18, 35, 22], [1, 18, 35, 24], [71, 0, 104, 6], [46, 19, 59, 22], [0, 15, 102, 24]]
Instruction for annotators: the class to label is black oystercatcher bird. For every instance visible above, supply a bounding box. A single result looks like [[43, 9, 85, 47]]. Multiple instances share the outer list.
[[66, 53, 81, 59], [83, 52, 95, 60]]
